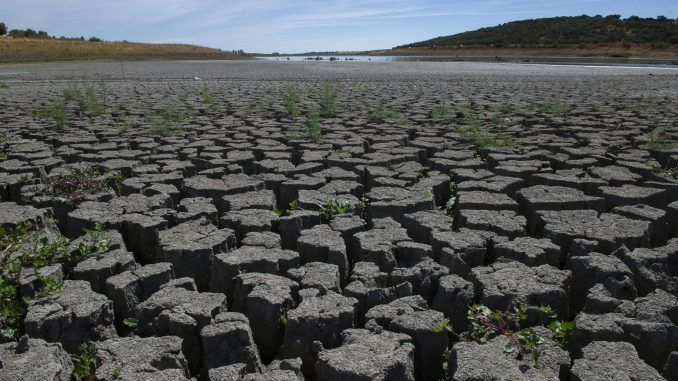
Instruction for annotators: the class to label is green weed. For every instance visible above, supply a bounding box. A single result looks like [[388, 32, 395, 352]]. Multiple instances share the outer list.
[[71, 343, 98, 381], [304, 109, 323, 143], [647, 126, 677, 151], [202, 88, 218, 109], [146, 105, 193, 137], [318, 198, 352, 221], [274, 199, 298, 217], [282, 86, 300, 117], [430, 101, 451, 124], [319, 82, 339, 117], [33, 99, 69, 130]]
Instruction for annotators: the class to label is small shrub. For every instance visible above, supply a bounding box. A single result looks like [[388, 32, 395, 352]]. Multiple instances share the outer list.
[[33, 99, 68, 130], [282, 86, 300, 117], [202, 88, 217, 109], [370, 101, 407, 125], [71, 342, 98, 381], [647, 126, 677, 151], [319, 82, 338, 117], [146, 105, 193, 137], [33, 167, 123, 203], [530, 99, 569, 117], [274, 199, 298, 217], [118, 117, 138, 133], [434, 304, 574, 368], [304, 109, 323, 143], [0, 220, 110, 342], [430, 101, 451, 124]]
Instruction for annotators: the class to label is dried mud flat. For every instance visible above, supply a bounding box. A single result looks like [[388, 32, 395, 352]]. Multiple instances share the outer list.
[[0, 61, 677, 381]]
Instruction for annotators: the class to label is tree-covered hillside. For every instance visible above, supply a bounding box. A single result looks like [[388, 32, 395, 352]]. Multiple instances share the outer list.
[[395, 15, 678, 49]]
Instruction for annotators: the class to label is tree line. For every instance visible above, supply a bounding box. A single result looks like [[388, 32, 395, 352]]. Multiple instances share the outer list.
[[0, 22, 102, 42], [396, 15, 678, 49]]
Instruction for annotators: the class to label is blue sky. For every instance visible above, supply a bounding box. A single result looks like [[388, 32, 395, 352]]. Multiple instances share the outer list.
[[3, 0, 677, 53]]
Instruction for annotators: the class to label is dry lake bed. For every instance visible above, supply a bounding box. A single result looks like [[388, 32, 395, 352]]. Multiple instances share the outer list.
[[0, 60, 677, 381]]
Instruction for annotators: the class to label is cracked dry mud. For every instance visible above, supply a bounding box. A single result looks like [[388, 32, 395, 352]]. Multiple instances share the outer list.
[[0, 61, 677, 381]]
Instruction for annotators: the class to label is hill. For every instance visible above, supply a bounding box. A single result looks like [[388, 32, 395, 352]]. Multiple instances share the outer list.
[[395, 15, 678, 50]]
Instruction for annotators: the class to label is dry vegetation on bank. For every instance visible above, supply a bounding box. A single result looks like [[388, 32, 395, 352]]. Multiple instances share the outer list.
[[0, 38, 250, 63]]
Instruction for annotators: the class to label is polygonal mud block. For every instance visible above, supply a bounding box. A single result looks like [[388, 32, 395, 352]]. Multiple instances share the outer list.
[[352, 225, 411, 273], [287, 262, 341, 293], [135, 285, 227, 374], [432, 274, 475, 331], [105, 262, 174, 324], [589, 165, 643, 186], [613, 204, 669, 245], [200, 312, 264, 375], [95, 336, 190, 381], [390, 258, 449, 301], [211, 246, 299, 298], [296, 224, 348, 282], [614, 240, 678, 297], [25, 280, 117, 352], [600, 184, 667, 210], [0, 338, 73, 381], [0, 202, 50, 229], [566, 252, 636, 313], [516, 185, 605, 226], [537, 210, 650, 254], [432, 228, 489, 277], [456, 190, 519, 212], [279, 175, 326, 210], [493, 236, 562, 267], [220, 209, 279, 243], [277, 210, 322, 249], [395, 241, 433, 267], [471, 262, 571, 322], [315, 329, 415, 381], [278, 289, 358, 377], [231, 272, 299, 363], [458, 209, 526, 239], [174, 197, 219, 226], [570, 341, 665, 381], [183, 174, 263, 203], [365, 297, 447, 381], [157, 218, 236, 291], [402, 210, 454, 244], [72, 248, 136, 294], [219, 189, 277, 213], [240, 231, 282, 249]]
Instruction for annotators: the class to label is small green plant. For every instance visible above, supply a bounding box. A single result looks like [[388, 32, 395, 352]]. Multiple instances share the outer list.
[[370, 100, 408, 125], [0, 148, 6, 161], [146, 105, 193, 137], [430, 101, 451, 124], [647, 126, 677, 151], [79, 82, 107, 116], [529, 99, 569, 117], [455, 117, 517, 151], [122, 317, 138, 329], [304, 109, 323, 143], [0, 220, 108, 342], [32, 167, 124, 204], [319, 82, 339, 117], [282, 86, 300, 117], [0, 83, 8, 89], [33, 99, 69, 130], [71, 342, 98, 381], [433, 304, 574, 368], [118, 117, 139, 133], [202, 87, 218, 110], [318, 198, 352, 221], [274, 199, 298, 217]]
